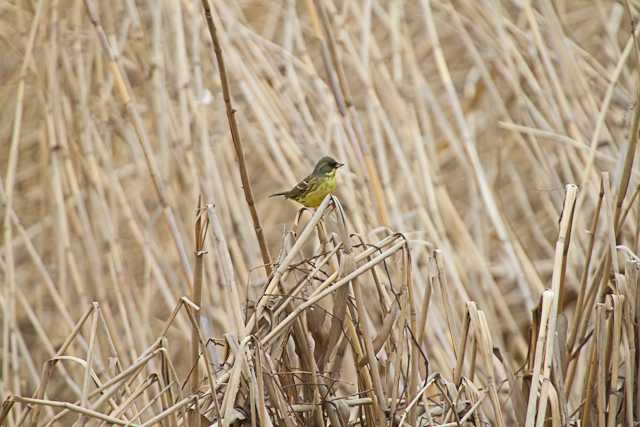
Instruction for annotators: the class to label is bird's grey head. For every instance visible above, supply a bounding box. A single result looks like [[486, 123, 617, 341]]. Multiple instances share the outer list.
[[313, 156, 343, 175]]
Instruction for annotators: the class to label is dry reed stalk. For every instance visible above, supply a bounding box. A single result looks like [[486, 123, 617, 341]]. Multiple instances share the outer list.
[[262, 238, 406, 346], [596, 301, 609, 427], [0, 397, 15, 426], [351, 270, 388, 423], [183, 303, 220, 419], [525, 290, 554, 427], [466, 304, 504, 427], [607, 294, 624, 427], [4, 1, 640, 425], [75, 302, 100, 427], [252, 341, 268, 427], [191, 197, 209, 402], [249, 195, 334, 334], [290, 319, 326, 426], [532, 184, 577, 426], [26, 304, 95, 425], [422, 0, 539, 306], [207, 205, 245, 335], [199, 0, 273, 278], [13, 396, 135, 426], [96, 375, 158, 426], [2, 0, 47, 407], [81, 0, 193, 283], [566, 179, 603, 374]]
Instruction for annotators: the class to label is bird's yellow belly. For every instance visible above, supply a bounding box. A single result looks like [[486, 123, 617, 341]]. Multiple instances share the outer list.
[[298, 176, 336, 207]]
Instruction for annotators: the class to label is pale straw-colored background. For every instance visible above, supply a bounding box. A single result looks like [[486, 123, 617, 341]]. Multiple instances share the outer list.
[[1, 0, 639, 425]]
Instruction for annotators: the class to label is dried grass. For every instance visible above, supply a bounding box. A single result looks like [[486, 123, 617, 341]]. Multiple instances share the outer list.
[[2, 0, 640, 425]]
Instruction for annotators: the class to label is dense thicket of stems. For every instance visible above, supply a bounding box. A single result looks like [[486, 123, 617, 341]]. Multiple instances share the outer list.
[[1, 1, 640, 425]]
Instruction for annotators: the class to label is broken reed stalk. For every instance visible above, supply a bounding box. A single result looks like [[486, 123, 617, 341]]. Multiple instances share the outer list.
[[81, 0, 193, 283], [538, 185, 577, 425], [191, 196, 209, 426], [199, 0, 273, 278], [525, 290, 554, 427], [527, 184, 577, 426]]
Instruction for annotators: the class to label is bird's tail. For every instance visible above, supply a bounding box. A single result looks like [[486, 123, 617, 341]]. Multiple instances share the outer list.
[[269, 191, 288, 198]]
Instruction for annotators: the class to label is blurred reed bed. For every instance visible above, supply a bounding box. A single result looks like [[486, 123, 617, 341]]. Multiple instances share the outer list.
[[2, 0, 640, 425]]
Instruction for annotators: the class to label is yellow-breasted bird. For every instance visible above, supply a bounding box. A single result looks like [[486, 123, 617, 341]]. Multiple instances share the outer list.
[[269, 156, 344, 208]]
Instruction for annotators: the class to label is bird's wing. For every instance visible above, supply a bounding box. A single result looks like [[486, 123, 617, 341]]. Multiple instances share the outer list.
[[286, 174, 316, 199]]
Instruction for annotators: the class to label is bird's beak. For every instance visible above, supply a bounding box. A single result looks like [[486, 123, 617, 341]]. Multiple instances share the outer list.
[[336, 162, 344, 168]]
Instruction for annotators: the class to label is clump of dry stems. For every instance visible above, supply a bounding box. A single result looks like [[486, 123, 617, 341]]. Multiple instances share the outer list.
[[3, 0, 640, 425]]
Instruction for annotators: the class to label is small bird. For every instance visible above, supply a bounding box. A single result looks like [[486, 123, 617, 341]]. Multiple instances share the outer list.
[[269, 156, 344, 208]]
